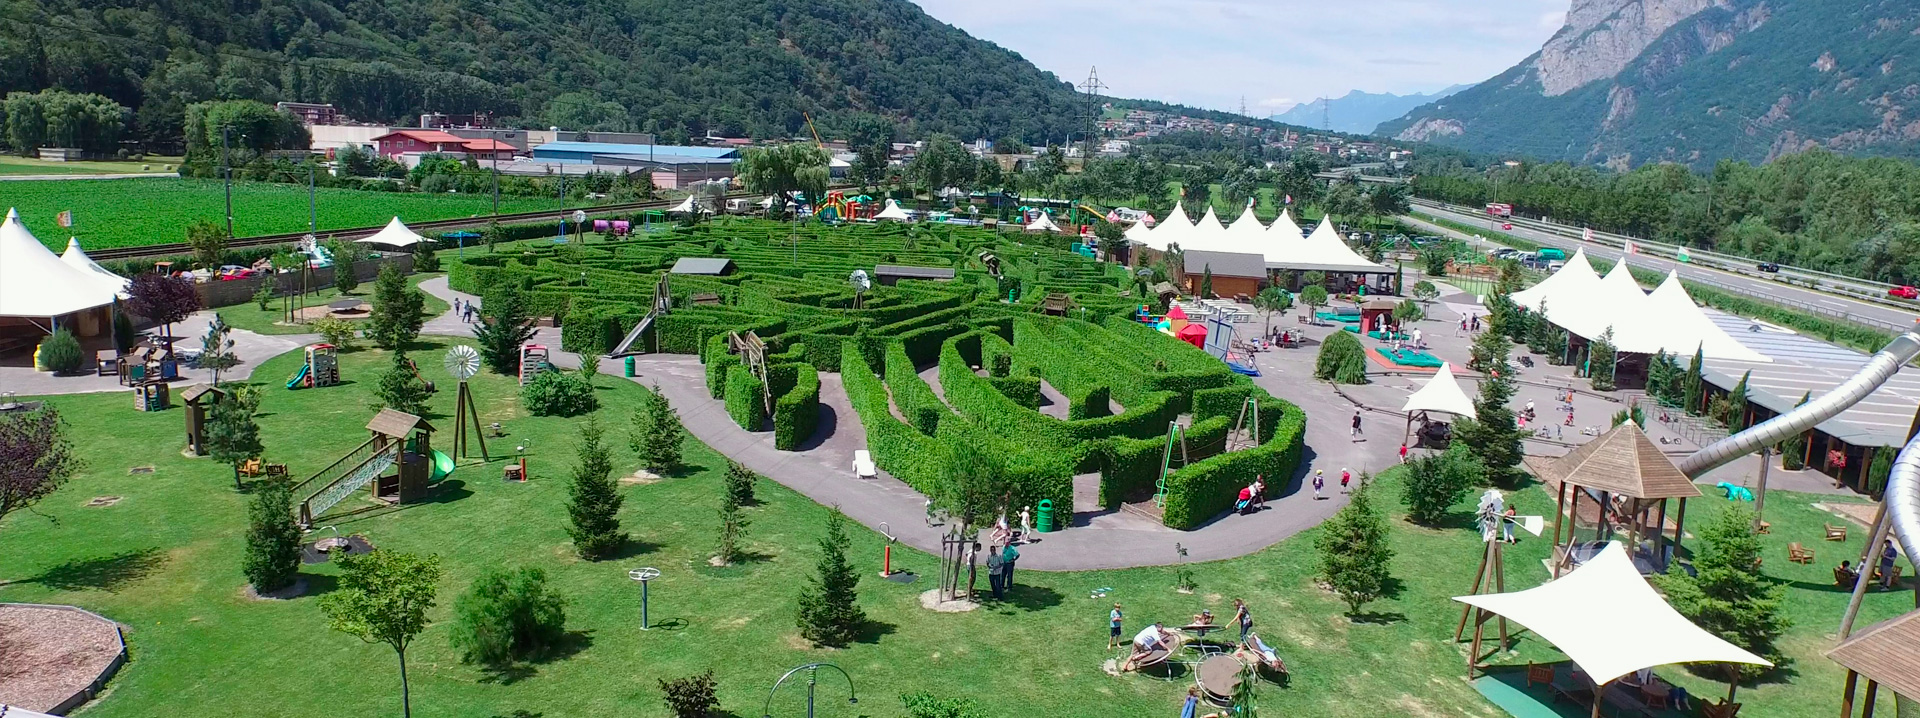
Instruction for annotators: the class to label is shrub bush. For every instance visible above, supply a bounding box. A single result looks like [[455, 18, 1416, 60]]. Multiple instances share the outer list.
[[36, 328, 83, 374], [449, 567, 569, 667], [1314, 329, 1369, 384], [658, 670, 719, 718], [310, 317, 358, 351], [522, 370, 598, 417], [773, 363, 821, 450], [724, 366, 766, 430]]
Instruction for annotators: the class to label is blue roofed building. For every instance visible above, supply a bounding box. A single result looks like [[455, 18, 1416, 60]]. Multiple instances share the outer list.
[[532, 141, 741, 163], [530, 142, 741, 188]]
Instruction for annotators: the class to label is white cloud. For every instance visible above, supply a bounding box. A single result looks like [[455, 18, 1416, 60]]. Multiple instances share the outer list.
[[1539, 10, 1568, 29], [1256, 97, 1297, 111], [912, 0, 1570, 119]]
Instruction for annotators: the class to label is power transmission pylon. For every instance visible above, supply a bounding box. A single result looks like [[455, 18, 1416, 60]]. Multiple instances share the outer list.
[[1077, 67, 1108, 156]]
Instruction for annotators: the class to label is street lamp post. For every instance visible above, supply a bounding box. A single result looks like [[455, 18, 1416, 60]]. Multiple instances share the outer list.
[[221, 126, 234, 237], [308, 162, 317, 237], [763, 663, 855, 718]]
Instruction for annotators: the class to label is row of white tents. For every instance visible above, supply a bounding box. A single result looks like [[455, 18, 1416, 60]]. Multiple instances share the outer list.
[[1124, 202, 1388, 274], [1511, 248, 1769, 363]]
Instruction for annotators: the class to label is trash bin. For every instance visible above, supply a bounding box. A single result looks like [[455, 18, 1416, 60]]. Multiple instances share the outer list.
[[623, 356, 635, 378], [1036, 499, 1055, 533]]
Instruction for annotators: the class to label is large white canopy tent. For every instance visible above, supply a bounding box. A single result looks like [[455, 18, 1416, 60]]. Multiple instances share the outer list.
[[354, 217, 428, 248], [1510, 247, 1601, 313], [1264, 217, 1388, 274], [1193, 205, 1226, 236], [0, 208, 119, 324], [1511, 252, 1771, 363], [1644, 270, 1772, 363], [1025, 212, 1062, 233], [1139, 202, 1193, 251], [1403, 362, 1476, 417], [1227, 205, 1266, 239], [1454, 542, 1770, 713], [666, 195, 699, 214], [1124, 220, 1156, 244], [61, 237, 130, 298], [874, 199, 912, 222]]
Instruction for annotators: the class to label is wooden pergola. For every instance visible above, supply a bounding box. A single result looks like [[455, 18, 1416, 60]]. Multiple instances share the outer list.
[[1828, 610, 1920, 717], [1531, 423, 1703, 578]]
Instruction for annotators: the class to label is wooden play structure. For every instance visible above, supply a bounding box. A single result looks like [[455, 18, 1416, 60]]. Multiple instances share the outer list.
[[293, 409, 440, 527], [117, 340, 180, 386], [611, 273, 672, 356], [287, 344, 339, 389], [133, 380, 169, 412], [518, 343, 552, 384], [181, 384, 227, 455]]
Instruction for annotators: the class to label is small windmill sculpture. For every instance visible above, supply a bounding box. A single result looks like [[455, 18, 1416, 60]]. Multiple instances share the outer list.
[[444, 345, 489, 460], [1455, 489, 1542, 677], [849, 269, 871, 310]]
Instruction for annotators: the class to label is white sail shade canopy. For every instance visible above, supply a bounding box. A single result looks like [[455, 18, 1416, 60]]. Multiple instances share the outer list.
[[1454, 542, 1771, 686], [354, 217, 428, 247], [0, 208, 119, 318], [874, 199, 912, 221], [61, 237, 130, 298], [1402, 362, 1477, 417]]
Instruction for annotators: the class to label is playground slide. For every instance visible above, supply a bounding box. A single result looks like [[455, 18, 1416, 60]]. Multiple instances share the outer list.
[[286, 363, 310, 389], [430, 450, 455, 481], [306, 244, 334, 268]]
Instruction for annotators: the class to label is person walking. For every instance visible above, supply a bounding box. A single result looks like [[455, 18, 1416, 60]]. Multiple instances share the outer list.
[[986, 544, 1006, 599], [1351, 411, 1364, 441], [1250, 476, 1266, 511], [1001, 543, 1020, 595], [1880, 540, 1900, 589], [452, 297, 462, 318], [1398, 443, 1409, 463], [1231, 598, 1252, 643], [1340, 468, 1351, 493], [1313, 470, 1325, 500], [1109, 603, 1125, 649]]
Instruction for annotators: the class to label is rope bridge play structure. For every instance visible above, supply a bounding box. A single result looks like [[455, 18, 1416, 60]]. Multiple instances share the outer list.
[[292, 409, 441, 527]]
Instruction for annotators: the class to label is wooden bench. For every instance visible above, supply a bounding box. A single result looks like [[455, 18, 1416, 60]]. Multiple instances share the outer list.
[[1788, 542, 1814, 564], [1876, 564, 1904, 588], [1835, 565, 1860, 587], [1702, 699, 1741, 718], [1525, 662, 1554, 688], [1826, 524, 1848, 541]]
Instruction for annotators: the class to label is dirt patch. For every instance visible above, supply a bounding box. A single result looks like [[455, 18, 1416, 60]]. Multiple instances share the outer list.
[[620, 470, 663, 485], [83, 496, 121, 508], [1817, 502, 1878, 527], [918, 589, 980, 613], [0, 604, 126, 713]]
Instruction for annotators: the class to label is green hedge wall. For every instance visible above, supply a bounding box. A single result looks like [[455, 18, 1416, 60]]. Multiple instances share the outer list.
[[1095, 415, 1232, 508], [774, 364, 821, 450], [988, 376, 1041, 408], [1160, 404, 1308, 529], [884, 341, 946, 436], [1071, 386, 1113, 420], [839, 342, 944, 491], [724, 368, 766, 431]]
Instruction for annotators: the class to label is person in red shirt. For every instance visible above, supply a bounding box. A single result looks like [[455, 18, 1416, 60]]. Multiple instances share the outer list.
[[1398, 444, 1409, 463], [1340, 468, 1352, 493], [1235, 486, 1253, 514]]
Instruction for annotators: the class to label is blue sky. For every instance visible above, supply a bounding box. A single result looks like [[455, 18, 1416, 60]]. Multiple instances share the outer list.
[[912, 0, 1571, 115]]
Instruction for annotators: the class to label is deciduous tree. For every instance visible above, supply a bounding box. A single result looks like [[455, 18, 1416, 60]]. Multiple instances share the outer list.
[[0, 407, 81, 535], [320, 550, 443, 718]]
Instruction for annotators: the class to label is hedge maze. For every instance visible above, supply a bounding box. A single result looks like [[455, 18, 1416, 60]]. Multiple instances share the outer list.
[[448, 220, 1307, 529]]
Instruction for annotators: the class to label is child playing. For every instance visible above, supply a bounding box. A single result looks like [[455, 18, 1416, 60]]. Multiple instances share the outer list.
[[1108, 604, 1124, 649]]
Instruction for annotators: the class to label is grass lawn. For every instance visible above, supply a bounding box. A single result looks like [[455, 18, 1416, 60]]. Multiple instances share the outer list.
[[0, 178, 578, 251], [0, 336, 1911, 717], [215, 271, 451, 337], [0, 155, 183, 176]]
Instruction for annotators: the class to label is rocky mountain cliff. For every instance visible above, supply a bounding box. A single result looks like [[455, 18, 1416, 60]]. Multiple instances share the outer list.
[[1377, 0, 1920, 167]]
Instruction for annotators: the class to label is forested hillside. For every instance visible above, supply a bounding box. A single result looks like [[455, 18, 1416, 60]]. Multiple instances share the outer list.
[[0, 0, 1087, 148], [1410, 149, 1920, 283], [1379, 0, 1920, 168]]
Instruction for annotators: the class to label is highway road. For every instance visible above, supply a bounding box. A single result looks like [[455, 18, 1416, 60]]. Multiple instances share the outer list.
[[1403, 203, 1920, 335]]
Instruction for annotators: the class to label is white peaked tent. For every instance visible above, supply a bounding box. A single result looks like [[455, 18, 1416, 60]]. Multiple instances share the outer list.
[[1510, 247, 1601, 314], [1124, 220, 1156, 244], [355, 217, 428, 247], [1271, 217, 1387, 272], [667, 195, 699, 214], [1227, 206, 1266, 239], [1025, 212, 1062, 233], [1142, 202, 1193, 251], [61, 237, 130, 298], [1266, 209, 1304, 239], [1454, 542, 1771, 687], [1403, 362, 1476, 417], [0, 208, 118, 320], [1645, 270, 1772, 363], [874, 199, 912, 222], [1193, 205, 1227, 236]]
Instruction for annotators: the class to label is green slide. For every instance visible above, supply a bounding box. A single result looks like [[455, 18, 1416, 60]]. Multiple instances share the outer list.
[[430, 450, 455, 481]]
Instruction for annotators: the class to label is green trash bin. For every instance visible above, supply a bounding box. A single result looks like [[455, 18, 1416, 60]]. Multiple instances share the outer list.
[[1036, 499, 1055, 533], [623, 356, 635, 377]]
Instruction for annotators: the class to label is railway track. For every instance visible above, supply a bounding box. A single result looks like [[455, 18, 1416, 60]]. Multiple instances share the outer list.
[[86, 194, 725, 262]]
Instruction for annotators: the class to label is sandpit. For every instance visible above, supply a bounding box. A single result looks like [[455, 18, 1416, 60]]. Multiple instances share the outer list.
[[0, 603, 127, 713]]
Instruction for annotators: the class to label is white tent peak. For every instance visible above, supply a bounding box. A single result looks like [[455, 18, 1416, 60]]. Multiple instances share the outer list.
[[1228, 206, 1265, 237], [1195, 205, 1226, 233], [1403, 362, 1476, 417], [61, 237, 131, 297], [1453, 542, 1771, 686], [1025, 212, 1061, 233], [355, 216, 427, 247], [1267, 209, 1302, 239], [874, 199, 911, 221], [0, 210, 118, 318]]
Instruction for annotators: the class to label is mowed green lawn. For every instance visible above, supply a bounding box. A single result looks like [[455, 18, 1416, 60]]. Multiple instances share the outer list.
[[0, 155, 183, 176], [214, 271, 450, 337], [0, 337, 1910, 717], [0, 178, 569, 251]]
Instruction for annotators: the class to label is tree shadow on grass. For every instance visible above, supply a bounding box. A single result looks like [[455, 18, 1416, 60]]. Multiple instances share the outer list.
[[995, 583, 1064, 612], [663, 463, 711, 480], [297, 572, 340, 597], [1346, 610, 1408, 625], [853, 618, 898, 645], [607, 538, 663, 560], [18, 547, 168, 593], [478, 630, 595, 686]]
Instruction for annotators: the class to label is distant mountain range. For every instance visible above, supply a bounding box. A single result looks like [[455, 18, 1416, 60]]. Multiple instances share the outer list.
[[1376, 0, 1920, 168], [1268, 86, 1471, 135]]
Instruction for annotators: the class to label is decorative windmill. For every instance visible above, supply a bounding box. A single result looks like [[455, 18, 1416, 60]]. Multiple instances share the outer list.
[[444, 345, 489, 460], [1455, 489, 1542, 675], [849, 269, 871, 310]]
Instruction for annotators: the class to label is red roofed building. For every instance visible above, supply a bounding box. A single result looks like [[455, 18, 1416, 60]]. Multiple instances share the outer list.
[[370, 130, 519, 161]]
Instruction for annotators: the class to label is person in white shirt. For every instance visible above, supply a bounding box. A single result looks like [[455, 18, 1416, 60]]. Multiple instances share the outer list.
[[1123, 623, 1172, 670]]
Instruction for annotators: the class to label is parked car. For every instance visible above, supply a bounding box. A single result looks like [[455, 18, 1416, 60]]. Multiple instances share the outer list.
[[1756, 262, 1780, 273], [1891, 285, 1919, 300], [216, 265, 257, 281]]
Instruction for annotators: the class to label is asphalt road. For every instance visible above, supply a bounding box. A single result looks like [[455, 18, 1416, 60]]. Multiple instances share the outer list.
[[1405, 203, 1920, 334]]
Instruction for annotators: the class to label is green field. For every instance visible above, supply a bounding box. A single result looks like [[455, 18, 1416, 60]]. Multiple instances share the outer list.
[[0, 178, 574, 251], [0, 336, 1906, 717], [0, 155, 183, 176]]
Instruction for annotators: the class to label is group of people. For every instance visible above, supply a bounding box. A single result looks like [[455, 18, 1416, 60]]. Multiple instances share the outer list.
[[1457, 314, 1482, 335], [1310, 468, 1352, 500], [1233, 476, 1267, 515], [1115, 599, 1256, 667], [1836, 540, 1907, 590], [452, 297, 480, 323]]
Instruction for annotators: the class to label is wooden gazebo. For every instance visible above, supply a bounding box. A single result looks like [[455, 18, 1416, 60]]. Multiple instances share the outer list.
[[1531, 423, 1702, 577], [1828, 610, 1920, 717]]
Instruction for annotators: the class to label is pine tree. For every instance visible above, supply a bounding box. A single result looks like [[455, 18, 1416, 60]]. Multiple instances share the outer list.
[[1656, 506, 1789, 675], [565, 418, 627, 559], [1780, 392, 1811, 470], [1454, 348, 1527, 488], [1682, 347, 1705, 416], [367, 264, 427, 350], [1315, 477, 1393, 616], [796, 508, 865, 647], [1467, 322, 1513, 375], [473, 283, 539, 376], [1199, 265, 1213, 298], [725, 460, 758, 506], [206, 386, 265, 490], [715, 480, 750, 565], [629, 386, 685, 473], [243, 477, 303, 593], [374, 351, 434, 416], [1721, 370, 1752, 431], [1589, 328, 1617, 391], [329, 240, 361, 293]]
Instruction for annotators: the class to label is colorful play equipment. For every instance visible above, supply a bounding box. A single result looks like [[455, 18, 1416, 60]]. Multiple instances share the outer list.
[[288, 344, 340, 389], [293, 409, 436, 527], [430, 449, 456, 481], [133, 380, 169, 411], [1375, 347, 1444, 368], [519, 343, 552, 384]]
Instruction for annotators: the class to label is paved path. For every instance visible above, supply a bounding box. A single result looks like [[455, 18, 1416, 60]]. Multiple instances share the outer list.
[[2, 312, 315, 396]]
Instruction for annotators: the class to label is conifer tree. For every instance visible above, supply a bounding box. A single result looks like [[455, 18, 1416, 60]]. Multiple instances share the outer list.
[[1315, 477, 1393, 616], [1657, 506, 1789, 675], [565, 418, 626, 559], [243, 477, 303, 593], [1455, 337, 1527, 488], [715, 480, 750, 565], [1780, 392, 1811, 470], [797, 508, 865, 646], [473, 283, 539, 376], [1682, 347, 1705, 416], [630, 385, 685, 473], [206, 386, 264, 490], [374, 351, 433, 416], [1589, 328, 1617, 391], [367, 264, 427, 350]]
